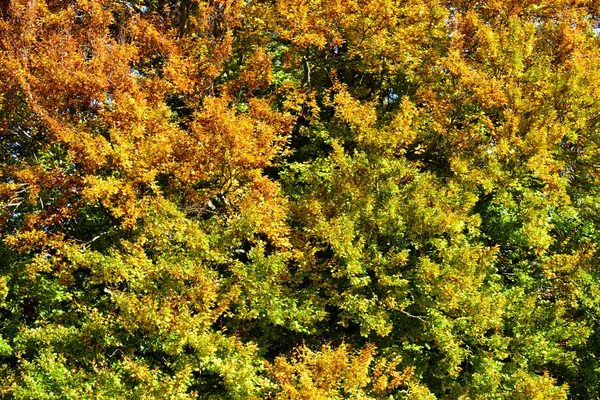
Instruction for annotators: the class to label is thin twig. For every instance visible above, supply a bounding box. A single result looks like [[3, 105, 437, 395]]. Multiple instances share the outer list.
[[400, 308, 428, 322]]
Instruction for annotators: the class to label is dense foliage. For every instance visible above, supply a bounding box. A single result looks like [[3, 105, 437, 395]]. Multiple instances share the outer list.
[[2, 0, 600, 398]]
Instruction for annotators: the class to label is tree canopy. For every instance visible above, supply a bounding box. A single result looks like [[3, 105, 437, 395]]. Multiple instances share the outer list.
[[2, 0, 600, 398]]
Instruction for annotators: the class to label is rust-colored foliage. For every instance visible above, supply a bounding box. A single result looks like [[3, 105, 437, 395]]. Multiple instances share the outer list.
[[2, 0, 600, 398]]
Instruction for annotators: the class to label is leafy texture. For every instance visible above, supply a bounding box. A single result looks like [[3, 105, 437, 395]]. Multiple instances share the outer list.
[[1, 0, 600, 398]]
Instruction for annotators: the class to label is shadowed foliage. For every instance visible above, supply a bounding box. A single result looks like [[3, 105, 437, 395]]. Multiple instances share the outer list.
[[1, 0, 600, 398]]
